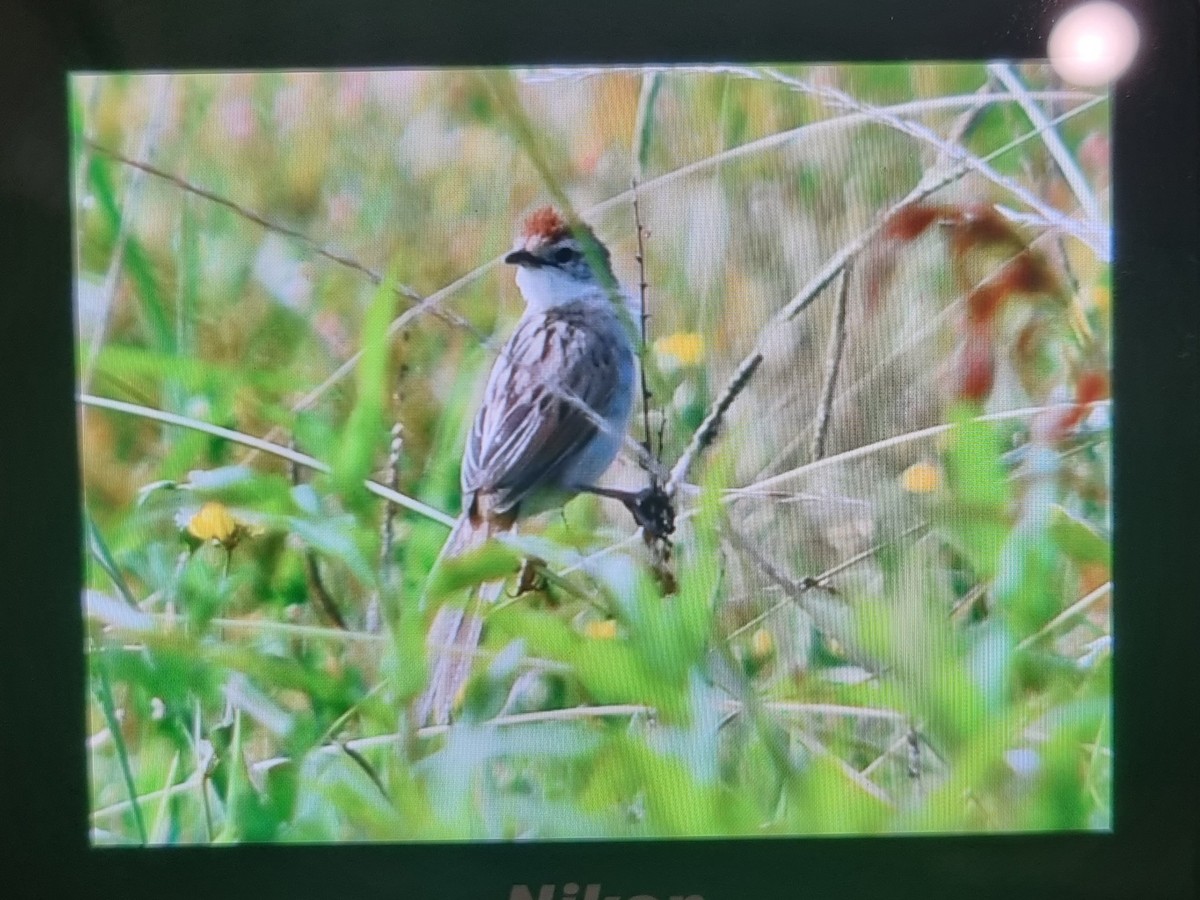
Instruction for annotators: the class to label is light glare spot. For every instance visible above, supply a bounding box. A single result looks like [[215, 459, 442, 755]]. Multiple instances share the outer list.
[[1076, 33, 1103, 63], [1049, 2, 1140, 86]]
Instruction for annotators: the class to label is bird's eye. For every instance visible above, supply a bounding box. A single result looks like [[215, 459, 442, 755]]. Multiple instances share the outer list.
[[553, 247, 576, 264]]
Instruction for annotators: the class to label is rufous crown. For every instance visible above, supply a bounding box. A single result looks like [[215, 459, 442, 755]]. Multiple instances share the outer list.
[[520, 206, 573, 243]]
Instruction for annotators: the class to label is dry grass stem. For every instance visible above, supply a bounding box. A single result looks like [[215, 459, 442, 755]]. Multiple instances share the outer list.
[[666, 352, 763, 495], [809, 264, 854, 463], [79, 393, 458, 528]]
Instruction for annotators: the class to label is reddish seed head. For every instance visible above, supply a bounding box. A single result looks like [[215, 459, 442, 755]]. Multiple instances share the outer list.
[[950, 205, 1024, 259], [998, 250, 1060, 298], [1076, 370, 1109, 406], [520, 206, 572, 243], [884, 203, 944, 241], [967, 282, 1007, 325], [958, 324, 996, 402]]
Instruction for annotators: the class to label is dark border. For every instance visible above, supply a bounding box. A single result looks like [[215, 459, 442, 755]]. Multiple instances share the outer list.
[[1, 1, 1196, 898]]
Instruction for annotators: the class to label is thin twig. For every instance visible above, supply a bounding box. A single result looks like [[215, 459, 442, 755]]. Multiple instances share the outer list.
[[987, 63, 1102, 226], [742, 401, 1111, 496], [630, 74, 662, 469], [84, 138, 489, 470], [755, 701, 905, 722], [725, 521, 928, 642], [84, 140, 477, 338], [665, 352, 763, 495], [790, 727, 894, 806], [1015, 581, 1112, 651], [100, 706, 655, 823], [414, 703, 654, 739], [89, 608, 575, 686], [586, 89, 1101, 226], [304, 554, 347, 630], [547, 373, 671, 482], [209, 617, 386, 644], [751, 66, 1108, 259], [82, 142, 363, 279], [781, 164, 965, 329], [726, 528, 858, 654], [90, 772, 203, 826], [933, 78, 997, 170], [567, 402, 1099, 621], [317, 681, 388, 747], [809, 263, 854, 463], [631, 182, 656, 471], [724, 489, 872, 507], [289, 436, 347, 630], [337, 741, 391, 802], [860, 729, 917, 779], [949, 583, 990, 623], [78, 393, 457, 528]]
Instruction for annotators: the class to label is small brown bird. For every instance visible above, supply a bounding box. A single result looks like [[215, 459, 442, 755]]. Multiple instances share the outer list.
[[417, 207, 636, 726]]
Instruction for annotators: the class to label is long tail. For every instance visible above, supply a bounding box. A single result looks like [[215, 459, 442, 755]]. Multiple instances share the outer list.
[[415, 515, 509, 727]]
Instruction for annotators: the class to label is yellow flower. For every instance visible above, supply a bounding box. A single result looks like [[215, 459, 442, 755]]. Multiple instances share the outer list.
[[185, 502, 246, 549], [900, 461, 942, 494], [654, 332, 705, 367], [751, 628, 775, 661], [585, 619, 618, 640]]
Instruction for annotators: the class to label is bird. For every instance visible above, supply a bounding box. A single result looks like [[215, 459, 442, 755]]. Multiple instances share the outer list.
[[416, 206, 637, 727]]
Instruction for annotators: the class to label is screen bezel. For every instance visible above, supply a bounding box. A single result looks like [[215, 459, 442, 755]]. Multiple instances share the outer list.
[[2, 0, 1197, 897]]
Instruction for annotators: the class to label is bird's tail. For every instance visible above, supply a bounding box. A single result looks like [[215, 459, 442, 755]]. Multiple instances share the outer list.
[[415, 515, 509, 727]]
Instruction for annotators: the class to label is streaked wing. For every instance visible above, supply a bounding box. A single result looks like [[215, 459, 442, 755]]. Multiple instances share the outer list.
[[463, 304, 623, 514]]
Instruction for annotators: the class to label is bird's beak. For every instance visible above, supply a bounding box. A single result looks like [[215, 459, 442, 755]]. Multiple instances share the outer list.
[[504, 249, 542, 267]]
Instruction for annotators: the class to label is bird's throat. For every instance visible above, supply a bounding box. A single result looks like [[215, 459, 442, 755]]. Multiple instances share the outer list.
[[515, 265, 608, 313]]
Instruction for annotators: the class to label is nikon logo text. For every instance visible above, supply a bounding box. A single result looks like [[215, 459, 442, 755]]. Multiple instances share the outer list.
[[509, 884, 702, 900]]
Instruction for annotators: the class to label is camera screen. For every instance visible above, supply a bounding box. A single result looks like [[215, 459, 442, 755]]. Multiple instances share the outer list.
[[76, 63, 1111, 844]]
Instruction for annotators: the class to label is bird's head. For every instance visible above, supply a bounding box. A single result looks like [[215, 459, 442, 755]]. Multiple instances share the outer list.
[[505, 207, 616, 310]]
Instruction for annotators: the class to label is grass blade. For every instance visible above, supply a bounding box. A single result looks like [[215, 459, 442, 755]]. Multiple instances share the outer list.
[[93, 652, 149, 845]]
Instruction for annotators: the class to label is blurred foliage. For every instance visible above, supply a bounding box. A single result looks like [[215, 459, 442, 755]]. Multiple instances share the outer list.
[[76, 63, 1110, 844]]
